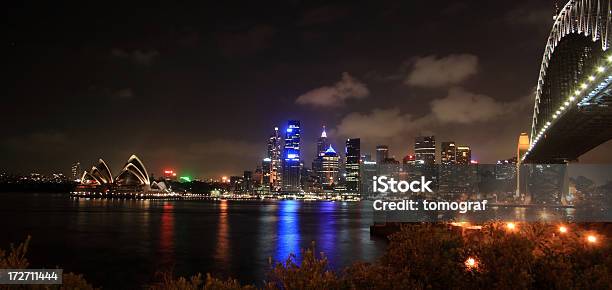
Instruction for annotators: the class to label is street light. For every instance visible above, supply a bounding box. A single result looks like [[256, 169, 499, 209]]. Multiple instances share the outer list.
[[558, 226, 568, 233]]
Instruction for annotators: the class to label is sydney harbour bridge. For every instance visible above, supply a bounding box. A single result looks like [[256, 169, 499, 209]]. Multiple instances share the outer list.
[[522, 0, 612, 164], [516, 0, 611, 207]]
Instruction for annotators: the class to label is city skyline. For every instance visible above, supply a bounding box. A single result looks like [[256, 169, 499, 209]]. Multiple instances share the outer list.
[[5, 1, 612, 178]]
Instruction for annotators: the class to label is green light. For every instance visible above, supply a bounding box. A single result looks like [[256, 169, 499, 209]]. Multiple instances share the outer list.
[[180, 176, 191, 182]]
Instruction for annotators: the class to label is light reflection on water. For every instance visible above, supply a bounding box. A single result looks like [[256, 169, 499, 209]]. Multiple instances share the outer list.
[[0, 193, 387, 289], [275, 200, 300, 263]]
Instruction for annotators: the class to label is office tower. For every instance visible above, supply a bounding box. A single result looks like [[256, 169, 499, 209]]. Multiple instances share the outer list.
[[316, 126, 329, 156], [415, 136, 435, 165], [375, 145, 389, 164], [253, 166, 263, 190], [345, 138, 360, 193], [71, 161, 81, 181], [230, 176, 244, 192], [262, 158, 271, 188], [282, 120, 301, 192], [320, 145, 340, 188], [456, 146, 471, 165], [267, 127, 282, 190], [243, 171, 253, 193], [360, 158, 377, 197], [312, 126, 328, 183], [441, 142, 456, 165]]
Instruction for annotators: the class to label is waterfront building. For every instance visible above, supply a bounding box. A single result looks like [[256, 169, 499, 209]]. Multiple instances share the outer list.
[[243, 171, 253, 193], [360, 159, 377, 198], [267, 127, 282, 191], [282, 120, 301, 192], [345, 138, 360, 193], [312, 126, 328, 185], [320, 145, 340, 188], [76, 155, 172, 197], [262, 158, 271, 190]]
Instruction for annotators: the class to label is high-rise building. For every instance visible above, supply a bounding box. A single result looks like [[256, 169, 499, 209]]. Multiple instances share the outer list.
[[267, 127, 282, 191], [262, 158, 271, 188], [312, 126, 328, 185], [316, 126, 329, 157], [71, 161, 81, 181], [375, 145, 389, 164], [456, 146, 471, 165], [282, 120, 301, 192], [320, 145, 340, 188], [360, 159, 377, 197], [441, 142, 456, 165], [243, 171, 253, 193], [415, 136, 435, 165], [345, 138, 360, 193]]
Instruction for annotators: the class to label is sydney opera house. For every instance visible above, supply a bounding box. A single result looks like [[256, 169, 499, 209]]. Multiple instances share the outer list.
[[72, 155, 177, 198]]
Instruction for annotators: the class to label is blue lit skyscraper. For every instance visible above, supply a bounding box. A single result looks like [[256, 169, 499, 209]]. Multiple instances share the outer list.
[[282, 120, 301, 192]]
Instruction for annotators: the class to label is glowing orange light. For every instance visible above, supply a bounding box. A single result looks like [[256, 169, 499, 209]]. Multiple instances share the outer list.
[[506, 222, 516, 230], [587, 235, 597, 243], [558, 226, 568, 233], [465, 257, 478, 270]]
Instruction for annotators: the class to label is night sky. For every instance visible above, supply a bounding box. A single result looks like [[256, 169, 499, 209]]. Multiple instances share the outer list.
[[5, 0, 612, 178]]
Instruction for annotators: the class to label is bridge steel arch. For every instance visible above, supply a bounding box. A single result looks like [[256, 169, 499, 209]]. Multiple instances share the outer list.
[[525, 0, 612, 163]]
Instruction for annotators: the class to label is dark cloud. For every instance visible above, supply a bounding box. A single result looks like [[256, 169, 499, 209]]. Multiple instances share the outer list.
[[6, 1, 610, 176], [114, 88, 134, 99], [111, 49, 160, 66], [298, 5, 350, 26], [431, 87, 531, 124], [217, 25, 276, 57], [295, 72, 369, 107], [405, 54, 478, 87]]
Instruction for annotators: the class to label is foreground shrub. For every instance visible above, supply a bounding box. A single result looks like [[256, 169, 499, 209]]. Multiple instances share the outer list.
[[3, 222, 610, 290], [0, 236, 97, 290]]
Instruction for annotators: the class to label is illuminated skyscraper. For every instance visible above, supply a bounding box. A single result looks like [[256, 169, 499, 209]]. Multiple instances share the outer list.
[[415, 136, 435, 165], [312, 126, 328, 185], [316, 126, 329, 157], [456, 146, 471, 165], [321, 145, 339, 188], [441, 142, 456, 165], [375, 145, 388, 164], [262, 158, 271, 189], [282, 120, 301, 192], [345, 138, 360, 193], [267, 127, 282, 191]]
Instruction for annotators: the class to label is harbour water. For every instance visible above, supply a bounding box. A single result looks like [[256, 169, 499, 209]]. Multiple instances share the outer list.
[[0, 193, 386, 289]]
